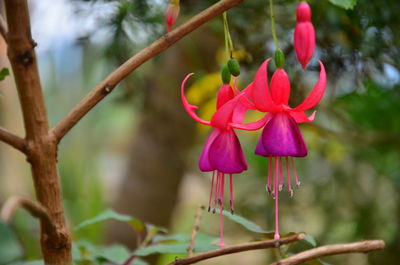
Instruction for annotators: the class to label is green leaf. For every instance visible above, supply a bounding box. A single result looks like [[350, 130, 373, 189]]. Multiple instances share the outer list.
[[0, 68, 9, 81], [135, 232, 218, 256], [134, 242, 218, 256], [73, 241, 142, 264], [303, 234, 317, 247], [0, 221, 24, 264], [328, 0, 357, 9], [221, 210, 272, 234], [152, 232, 217, 244], [74, 209, 145, 233]]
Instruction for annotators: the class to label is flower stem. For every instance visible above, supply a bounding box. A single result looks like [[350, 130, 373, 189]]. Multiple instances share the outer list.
[[268, 0, 280, 50], [223, 12, 234, 59]]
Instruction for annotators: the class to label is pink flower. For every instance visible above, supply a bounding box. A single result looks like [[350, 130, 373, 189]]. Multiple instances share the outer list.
[[181, 74, 248, 248], [294, 2, 315, 69], [165, 0, 180, 32], [231, 59, 326, 239]]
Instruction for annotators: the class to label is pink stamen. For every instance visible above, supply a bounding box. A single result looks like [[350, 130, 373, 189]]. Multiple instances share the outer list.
[[267, 156, 272, 193], [213, 172, 220, 213], [274, 156, 280, 240], [208, 171, 216, 212], [286, 157, 293, 197], [229, 174, 234, 214], [279, 157, 283, 191], [219, 173, 225, 248], [291, 157, 301, 188]]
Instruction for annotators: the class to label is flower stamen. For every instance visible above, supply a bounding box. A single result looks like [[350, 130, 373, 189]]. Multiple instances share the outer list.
[[208, 171, 216, 212], [229, 174, 234, 214], [286, 157, 293, 197]]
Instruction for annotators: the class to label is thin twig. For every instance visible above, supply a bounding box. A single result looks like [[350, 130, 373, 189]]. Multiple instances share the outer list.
[[270, 240, 385, 265], [187, 205, 205, 257], [0, 127, 26, 153], [1, 196, 58, 237], [0, 14, 7, 43], [51, 0, 247, 142], [168, 233, 305, 265]]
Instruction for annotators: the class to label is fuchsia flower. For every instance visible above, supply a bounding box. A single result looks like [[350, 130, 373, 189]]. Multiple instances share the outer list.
[[294, 2, 315, 69], [232, 59, 326, 239], [165, 0, 180, 32], [181, 74, 248, 248]]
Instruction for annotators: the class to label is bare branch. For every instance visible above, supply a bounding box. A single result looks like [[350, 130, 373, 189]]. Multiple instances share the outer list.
[[0, 127, 26, 152], [270, 240, 385, 265], [168, 233, 306, 265], [187, 205, 205, 257], [1, 196, 57, 236], [51, 0, 247, 142]]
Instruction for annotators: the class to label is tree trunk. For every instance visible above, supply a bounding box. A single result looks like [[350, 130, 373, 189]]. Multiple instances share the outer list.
[[5, 0, 71, 264]]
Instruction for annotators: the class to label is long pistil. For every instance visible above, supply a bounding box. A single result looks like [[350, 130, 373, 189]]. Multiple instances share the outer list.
[[267, 156, 272, 193], [274, 156, 280, 240], [219, 173, 225, 248]]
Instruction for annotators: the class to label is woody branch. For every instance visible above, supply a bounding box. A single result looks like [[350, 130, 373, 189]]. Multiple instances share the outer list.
[[51, 0, 248, 142]]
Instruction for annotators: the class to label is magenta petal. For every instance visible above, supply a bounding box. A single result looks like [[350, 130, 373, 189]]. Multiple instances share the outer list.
[[208, 129, 248, 174], [258, 112, 307, 157], [199, 129, 221, 172]]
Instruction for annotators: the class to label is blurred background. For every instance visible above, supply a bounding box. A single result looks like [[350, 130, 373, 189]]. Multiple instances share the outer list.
[[0, 0, 399, 264]]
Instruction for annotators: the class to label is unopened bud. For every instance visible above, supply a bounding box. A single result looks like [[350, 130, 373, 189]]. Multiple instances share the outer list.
[[221, 64, 231, 84], [166, 0, 180, 32], [227, 58, 240, 76]]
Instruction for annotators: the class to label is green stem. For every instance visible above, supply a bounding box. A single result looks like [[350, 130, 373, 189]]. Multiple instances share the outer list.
[[268, 0, 280, 50], [223, 12, 234, 59]]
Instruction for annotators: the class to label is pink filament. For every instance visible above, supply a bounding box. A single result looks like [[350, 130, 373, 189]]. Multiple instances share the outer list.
[[274, 156, 280, 240], [219, 173, 225, 248], [267, 156, 272, 193], [286, 157, 293, 197], [213, 172, 220, 213], [291, 157, 300, 187], [229, 174, 234, 214], [279, 157, 283, 191], [208, 171, 215, 212]]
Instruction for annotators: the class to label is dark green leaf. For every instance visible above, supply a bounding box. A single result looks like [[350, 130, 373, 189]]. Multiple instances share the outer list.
[[0, 68, 9, 81], [74, 209, 145, 233], [328, 0, 357, 9], [221, 210, 272, 234]]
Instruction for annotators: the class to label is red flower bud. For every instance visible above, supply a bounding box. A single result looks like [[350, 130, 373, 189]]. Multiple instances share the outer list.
[[165, 0, 180, 32], [294, 2, 315, 69]]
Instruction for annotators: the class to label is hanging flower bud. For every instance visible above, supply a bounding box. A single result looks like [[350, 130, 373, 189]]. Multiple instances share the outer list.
[[166, 0, 180, 32], [294, 2, 315, 69]]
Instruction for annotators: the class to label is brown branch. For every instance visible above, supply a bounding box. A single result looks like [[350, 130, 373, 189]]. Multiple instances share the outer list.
[[1, 196, 58, 237], [168, 233, 306, 265], [0, 13, 7, 43], [5, 0, 72, 264], [51, 0, 247, 142], [0, 127, 26, 152], [187, 205, 205, 257], [270, 240, 385, 265]]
